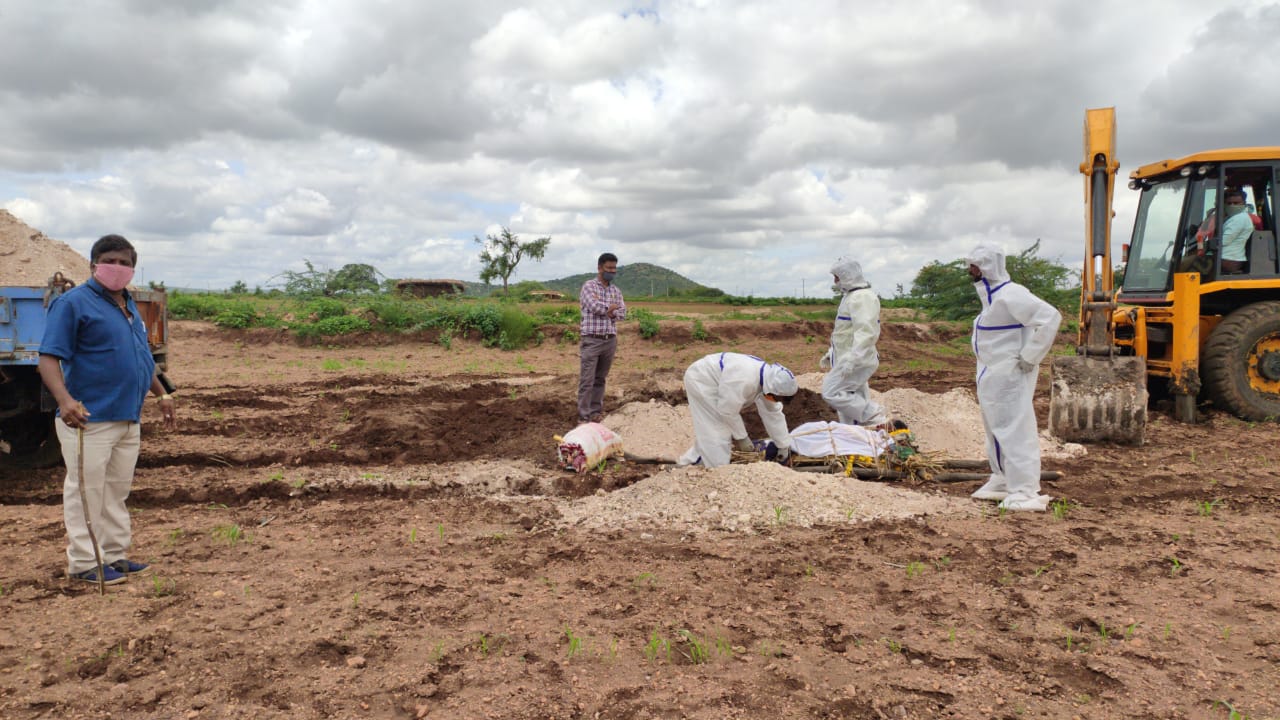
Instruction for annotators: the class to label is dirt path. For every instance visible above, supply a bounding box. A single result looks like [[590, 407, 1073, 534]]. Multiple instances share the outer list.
[[1, 318, 1277, 719]]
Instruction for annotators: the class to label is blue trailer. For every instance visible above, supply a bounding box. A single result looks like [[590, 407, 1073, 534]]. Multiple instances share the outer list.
[[0, 274, 168, 467]]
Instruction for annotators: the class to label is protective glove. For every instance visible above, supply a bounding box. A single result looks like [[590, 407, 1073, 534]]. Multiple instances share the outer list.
[[732, 437, 754, 453], [820, 350, 832, 371], [1015, 357, 1037, 374], [764, 442, 792, 464]]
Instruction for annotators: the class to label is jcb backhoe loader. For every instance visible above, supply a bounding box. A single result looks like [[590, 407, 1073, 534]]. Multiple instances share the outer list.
[[1050, 107, 1280, 444]]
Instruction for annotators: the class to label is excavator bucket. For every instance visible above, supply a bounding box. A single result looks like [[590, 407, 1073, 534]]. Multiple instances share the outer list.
[[1049, 355, 1148, 444]]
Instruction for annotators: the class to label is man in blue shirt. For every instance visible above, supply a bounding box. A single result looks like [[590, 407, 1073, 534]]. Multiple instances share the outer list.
[[1219, 188, 1253, 274], [38, 234, 176, 585]]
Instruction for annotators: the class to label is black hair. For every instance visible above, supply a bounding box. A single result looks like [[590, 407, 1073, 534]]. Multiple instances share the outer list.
[[90, 234, 137, 265], [598, 252, 618, 268]]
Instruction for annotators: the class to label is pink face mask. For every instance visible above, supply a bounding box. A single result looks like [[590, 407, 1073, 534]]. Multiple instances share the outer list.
[[93, 263, 135, 292]]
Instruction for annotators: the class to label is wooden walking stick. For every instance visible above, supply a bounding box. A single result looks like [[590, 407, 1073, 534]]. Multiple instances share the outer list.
[[76, 426, 106, 595]]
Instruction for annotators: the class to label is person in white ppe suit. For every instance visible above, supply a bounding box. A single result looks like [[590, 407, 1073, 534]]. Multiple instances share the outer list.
[[678, 352, 798, 468], [821, 257, 888, 427], [967, 245, 1062, 512]]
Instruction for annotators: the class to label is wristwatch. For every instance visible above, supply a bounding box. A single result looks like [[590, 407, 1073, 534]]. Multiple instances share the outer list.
[[159, 393, 173, 401]]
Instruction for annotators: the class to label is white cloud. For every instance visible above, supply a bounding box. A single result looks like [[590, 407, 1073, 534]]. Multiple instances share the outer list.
[[1, 0, 1276, 298]]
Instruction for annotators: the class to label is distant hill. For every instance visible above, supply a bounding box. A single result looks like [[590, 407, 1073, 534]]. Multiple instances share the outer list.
[[459, 262, 722, 298], [540, 262, 722, 298]]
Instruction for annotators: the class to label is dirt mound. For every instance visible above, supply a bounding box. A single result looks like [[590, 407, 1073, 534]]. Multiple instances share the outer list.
[[602, 399, 693, 460], [605, 384, 1085, 464], [0, 210, 89, 285], [557, 461, 977, 532], [878, 386, 1086, 461]]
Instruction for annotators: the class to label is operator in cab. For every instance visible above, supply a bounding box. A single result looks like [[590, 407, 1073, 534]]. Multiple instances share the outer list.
[[1219, 188, 1253, 274]]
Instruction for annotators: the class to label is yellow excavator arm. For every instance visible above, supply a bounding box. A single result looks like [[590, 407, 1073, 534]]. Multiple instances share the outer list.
[[1078, 107, 1119, 354], [1048, 107, 1148, 444]]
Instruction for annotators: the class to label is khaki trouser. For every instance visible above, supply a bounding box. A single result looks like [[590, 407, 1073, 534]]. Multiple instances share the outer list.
[[56, 419, 141, 575]]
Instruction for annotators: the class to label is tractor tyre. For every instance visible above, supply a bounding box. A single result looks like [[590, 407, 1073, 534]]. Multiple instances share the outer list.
[[0, 414, 64, 469], [25, 416, 65, 468], [1202, 301, 1280, 421]]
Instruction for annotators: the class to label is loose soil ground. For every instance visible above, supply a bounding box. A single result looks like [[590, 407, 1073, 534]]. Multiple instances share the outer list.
[[1, 318, 1278, 719]]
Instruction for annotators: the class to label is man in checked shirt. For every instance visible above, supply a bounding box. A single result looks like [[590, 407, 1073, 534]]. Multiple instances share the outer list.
[[577, 253, 626, 424]]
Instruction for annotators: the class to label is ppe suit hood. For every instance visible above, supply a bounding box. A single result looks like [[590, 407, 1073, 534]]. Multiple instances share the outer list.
[[830, 257, 870, 292], [966, 245, 1011, 285], [762, 363, 798, 397]]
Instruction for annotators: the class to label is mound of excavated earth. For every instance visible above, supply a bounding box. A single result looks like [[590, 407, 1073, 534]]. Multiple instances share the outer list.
[[0, 209, 89, 285], [557, 461, 977, 532], [603, 383, 1086, 463]]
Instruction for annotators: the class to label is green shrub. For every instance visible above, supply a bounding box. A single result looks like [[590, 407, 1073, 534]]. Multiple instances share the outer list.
[[295, 315, 371, 337], [254, 313, 286, 328], [168, 292, 228, 320], [359, 297, 423, 329], [211, 303, 258, 329], [304, 297, 348, 320], [460, 304, 502, 339], [495, 306, 538, 350], [691, 319, 708, 341], [632, 308, 660, 339]]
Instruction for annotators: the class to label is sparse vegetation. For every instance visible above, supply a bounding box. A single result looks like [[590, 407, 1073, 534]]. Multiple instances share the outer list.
[[644, 631, 671, 663], [633, 308, 661, 339], [150, 575, 176, 597], [1198, 498, 1223, 517], [691, 319, 709, 341], [772, 505, 789, 525], [679, 630, 711, 664], [633, 572, 657, 589], [211, 524, 245, 545], [1212, 700, 1254, 719]]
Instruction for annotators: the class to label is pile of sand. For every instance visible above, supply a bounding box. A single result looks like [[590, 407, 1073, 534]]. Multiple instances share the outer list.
[[557, 461, 977, 533], [0, 210, 89, 285], [879, 387, 985, 456], [603, 383, 1085, 463], [878, 386, 1085, 461], [603, 399, 694, 461]]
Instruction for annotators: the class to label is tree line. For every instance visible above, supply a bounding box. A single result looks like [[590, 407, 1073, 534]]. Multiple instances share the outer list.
[[224, 232, 1080, 322], [900, 240, 1079, 321]]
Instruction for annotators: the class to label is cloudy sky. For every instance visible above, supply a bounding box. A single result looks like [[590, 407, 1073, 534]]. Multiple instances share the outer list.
[[3, 0, 1279, 296]]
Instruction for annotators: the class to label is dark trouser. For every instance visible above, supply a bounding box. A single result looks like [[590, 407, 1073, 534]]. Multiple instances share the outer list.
[[578, 334, 617, 421]]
